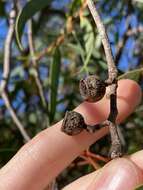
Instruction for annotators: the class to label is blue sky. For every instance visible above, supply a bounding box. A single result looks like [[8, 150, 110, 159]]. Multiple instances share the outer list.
[[0, 0, 139, 71], [0, 0, 141, 109]]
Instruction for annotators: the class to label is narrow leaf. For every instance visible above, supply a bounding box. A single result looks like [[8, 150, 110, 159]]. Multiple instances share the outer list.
[[49, 48, 61, 123], [67, 43, 85, 58], [15, 0, 51, 50], [118, 68, 143, 82], [80, 17, 94, 68], [134, 0, 143, 3]]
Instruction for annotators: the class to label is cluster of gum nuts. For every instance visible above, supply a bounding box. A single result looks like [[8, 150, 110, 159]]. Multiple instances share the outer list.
[[61, 75, 107, 135]]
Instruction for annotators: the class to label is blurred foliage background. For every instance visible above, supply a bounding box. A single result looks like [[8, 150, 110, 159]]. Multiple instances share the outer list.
[[0, 0, 143, 189]]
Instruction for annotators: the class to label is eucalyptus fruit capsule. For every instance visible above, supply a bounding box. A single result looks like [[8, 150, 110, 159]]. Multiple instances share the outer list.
[[61, 111, 86, 135], [79, 75, 106, 102]]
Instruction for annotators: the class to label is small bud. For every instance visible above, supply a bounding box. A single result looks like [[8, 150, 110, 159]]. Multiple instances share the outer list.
[[79, 75, 106, 102], [61, 111, 86, 135]]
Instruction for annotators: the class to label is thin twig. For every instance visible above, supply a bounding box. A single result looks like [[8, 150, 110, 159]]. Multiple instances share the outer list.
[[84, 150, 110, 163], [36, 34, 64, 62], [126, 25, 143, 36], [1, 92, 30, 142], [27, 20, 48, 110], [79, 0, 88, 18], [87, 156, 101, 170], [80, 155, 100, 170], [0, 4, 30, 142], [115, 14, 131, 64], [70, 160, 88, 168], [87, 0, 117, 82], [115, 25, 143, 64], [0, 9, 15, 91], [87, 0, 122, 158]]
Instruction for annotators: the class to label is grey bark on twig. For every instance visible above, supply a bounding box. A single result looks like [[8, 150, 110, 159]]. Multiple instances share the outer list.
[[87, 0, 122, 158], [87, 0, 117, 81]]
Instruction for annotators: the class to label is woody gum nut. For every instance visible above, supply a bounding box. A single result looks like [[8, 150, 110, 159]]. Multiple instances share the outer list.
[[61, 111, 86, 136], [79, 75, 106, 102]]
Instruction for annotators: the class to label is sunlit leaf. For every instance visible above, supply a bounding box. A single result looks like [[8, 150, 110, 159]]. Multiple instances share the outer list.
[[118, 68, 143, 82], [72, 31, 85, 63], [15, 0, 51, 50], [95, 34, 102, 49], [67, 43, 85, 58], [10, 66, 25, 78], [29, 113, 37, 124], [80, 17, 94, 68], [80, 17, 93, 53], [134, 0, 143, 3]]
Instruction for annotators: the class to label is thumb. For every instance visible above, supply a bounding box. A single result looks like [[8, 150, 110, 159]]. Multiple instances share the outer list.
[[88, 158, 143, 190]]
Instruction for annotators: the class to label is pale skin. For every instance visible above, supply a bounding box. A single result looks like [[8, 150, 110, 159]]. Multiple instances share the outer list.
[[0, 79, 143, 190]]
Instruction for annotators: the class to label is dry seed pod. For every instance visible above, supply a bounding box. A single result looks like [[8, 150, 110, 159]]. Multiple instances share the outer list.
[[61, 111, 86, 135], [79, 75, 106, 102]]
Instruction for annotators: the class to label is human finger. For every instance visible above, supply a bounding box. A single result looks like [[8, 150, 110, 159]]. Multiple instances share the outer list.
[[0, 79, 141, 190]]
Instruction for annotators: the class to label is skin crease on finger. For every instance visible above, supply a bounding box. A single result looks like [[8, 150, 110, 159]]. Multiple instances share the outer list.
[[0, 79, 142, 190]]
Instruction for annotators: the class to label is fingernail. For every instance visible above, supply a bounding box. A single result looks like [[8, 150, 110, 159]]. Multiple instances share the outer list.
[[88, 158, 141, 190]]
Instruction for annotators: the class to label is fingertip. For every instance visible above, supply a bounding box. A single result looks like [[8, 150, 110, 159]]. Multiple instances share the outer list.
[[88, 158, 143, 190], [64, 157, 143, 190], [116, 79, 142, 123], [118, 79, 142, 107], [130, 150, 143, 172]]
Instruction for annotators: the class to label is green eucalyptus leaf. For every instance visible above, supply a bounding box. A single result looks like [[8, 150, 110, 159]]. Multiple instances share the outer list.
[[49, 48, 61, 123], [135, 186, 143, 190], [72, 31, 85, 63], [29, 113, 37, 124], [134, 0, 143, 3], [118, 68, 143, 82], [95, 34, 102, 49], [10, 66, 25, 78], [80, 17, 94, 68], [67, 43, 85, 58], [15, 0, 51, 50], [0, 1, 5, 17], [80, 17, 93, 52], [29, 68, 37, 77]]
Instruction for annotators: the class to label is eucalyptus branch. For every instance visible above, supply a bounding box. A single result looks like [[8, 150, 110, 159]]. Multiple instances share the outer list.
[[0, 4, 30, 143], [87, 0, 122, 158], [27, 20, 48, 110], [87, 0, 117, 82], [60, 0, 122, 158]]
